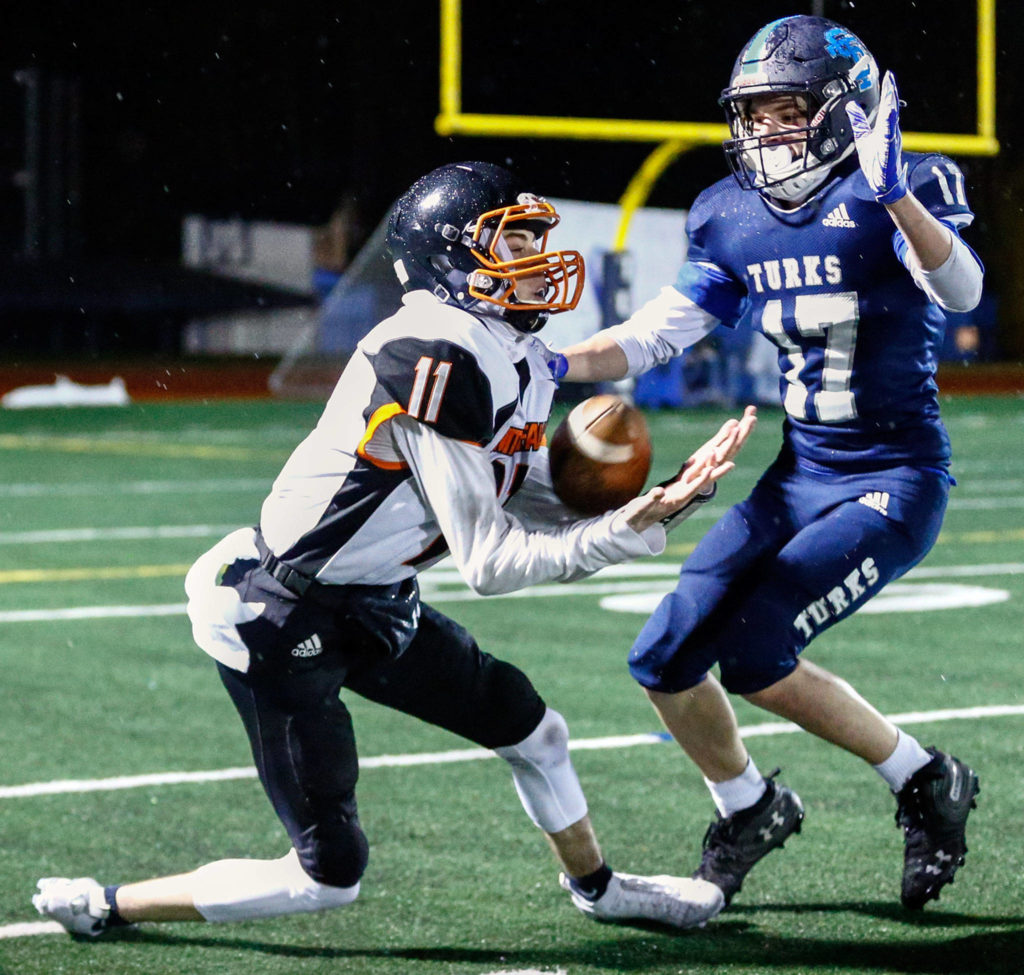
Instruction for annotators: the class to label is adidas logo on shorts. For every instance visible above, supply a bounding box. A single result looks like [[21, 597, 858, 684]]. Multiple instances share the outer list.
[[857, 491, 890, 516], [822, 203, 857, 228], [291, 634, 323, 658]]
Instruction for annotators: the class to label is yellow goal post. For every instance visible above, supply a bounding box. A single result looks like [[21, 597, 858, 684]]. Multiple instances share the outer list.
[[436, 0, 998, 251]]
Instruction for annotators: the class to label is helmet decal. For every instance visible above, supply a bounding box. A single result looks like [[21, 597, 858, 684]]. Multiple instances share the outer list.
[[823, 27, 865, 62], [824, 27, 875, 93], [852, 62, 876, 93], [740, 18, 787, 70]]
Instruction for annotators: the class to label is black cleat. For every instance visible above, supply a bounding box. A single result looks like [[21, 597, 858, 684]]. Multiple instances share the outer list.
[[896, 747, 979, 910], [694, 771, 804, 905]]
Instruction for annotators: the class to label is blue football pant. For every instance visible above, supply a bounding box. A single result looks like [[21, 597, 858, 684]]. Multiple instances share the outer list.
[[628, 452, 950, 695]]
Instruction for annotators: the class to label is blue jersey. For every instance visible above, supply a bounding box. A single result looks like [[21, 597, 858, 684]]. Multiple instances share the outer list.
[[678, 153, 974, 470]]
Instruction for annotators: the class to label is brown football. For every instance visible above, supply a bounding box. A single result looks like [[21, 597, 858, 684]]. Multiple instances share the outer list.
[[548, 394, 652, 515]]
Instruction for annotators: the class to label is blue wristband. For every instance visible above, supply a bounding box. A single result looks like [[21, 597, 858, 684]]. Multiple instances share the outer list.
[[548, 353, 569, 381]]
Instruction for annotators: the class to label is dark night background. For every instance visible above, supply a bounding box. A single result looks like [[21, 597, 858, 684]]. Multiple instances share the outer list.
[[3, 1, 1023, 359]]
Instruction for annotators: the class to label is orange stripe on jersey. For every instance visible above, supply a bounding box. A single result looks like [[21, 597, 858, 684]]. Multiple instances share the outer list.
[[357, 403, 409, 470]]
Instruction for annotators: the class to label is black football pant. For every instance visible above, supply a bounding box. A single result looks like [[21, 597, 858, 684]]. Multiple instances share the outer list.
[[218, 601, 547, 888]]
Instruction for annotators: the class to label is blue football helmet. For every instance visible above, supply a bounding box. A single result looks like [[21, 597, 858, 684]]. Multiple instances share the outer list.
[[720, 16, 880, 203], [385, 161, 584, 333]]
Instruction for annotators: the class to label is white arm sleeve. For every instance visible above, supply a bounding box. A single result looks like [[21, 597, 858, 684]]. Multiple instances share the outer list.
[[600, 285, 720, 378], [910, 231, 984, 313], [391, 416, 665, 596]]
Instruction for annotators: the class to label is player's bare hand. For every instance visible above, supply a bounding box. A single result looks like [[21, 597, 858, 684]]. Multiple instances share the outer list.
[[678, 404, 758, 479], [620, 406, 757, 533]]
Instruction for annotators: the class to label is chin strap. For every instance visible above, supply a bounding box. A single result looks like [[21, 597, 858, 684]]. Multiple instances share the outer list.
[[759, 153, 837, 204], [504, 306, 549, 334], [759, 137, 858, 205]]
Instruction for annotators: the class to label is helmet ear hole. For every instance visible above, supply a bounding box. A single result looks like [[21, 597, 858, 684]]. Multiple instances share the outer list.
[[466, 269, 499, 295]]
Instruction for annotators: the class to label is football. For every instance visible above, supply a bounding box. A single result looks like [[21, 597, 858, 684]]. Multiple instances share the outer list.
[[548, 394, 652, 515]]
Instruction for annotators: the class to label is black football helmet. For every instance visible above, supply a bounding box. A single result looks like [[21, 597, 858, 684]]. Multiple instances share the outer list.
[[720, 16, 880, 203], [385, 161, 584, 333]]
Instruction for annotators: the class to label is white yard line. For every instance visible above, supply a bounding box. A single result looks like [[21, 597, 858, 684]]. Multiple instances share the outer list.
[[0, 472, 1019, 511], [907, 562, 1024, 578], [0, 563, 1020, 624], [0, 478, 267, 498], [3, 702, 1023, 941], [3, 705, 1022, 802], [0, 921, 66, 939], [0, 604, 188, 623], [0, 525, 236, 545], [947, 496, 1024, 510]]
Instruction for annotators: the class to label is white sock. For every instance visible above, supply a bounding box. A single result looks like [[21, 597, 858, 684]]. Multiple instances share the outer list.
[[705, 757, 766, 818], [873, 729, 932, 792]]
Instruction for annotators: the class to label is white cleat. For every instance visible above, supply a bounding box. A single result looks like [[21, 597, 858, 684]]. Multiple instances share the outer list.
[[33, 877, 117, 937], [559, 871, 725, 929]]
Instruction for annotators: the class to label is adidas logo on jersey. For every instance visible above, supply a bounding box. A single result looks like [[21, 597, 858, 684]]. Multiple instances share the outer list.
[[822, 203, 857, 228], [857, 491, 890, 516], [291, 634, 323, 658]]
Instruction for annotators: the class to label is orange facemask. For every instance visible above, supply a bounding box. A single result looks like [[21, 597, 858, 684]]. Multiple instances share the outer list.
[[464, 197, 585, 313]]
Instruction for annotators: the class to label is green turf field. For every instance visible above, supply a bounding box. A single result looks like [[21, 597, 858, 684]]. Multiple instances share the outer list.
[[1, 396, 1021, 975]]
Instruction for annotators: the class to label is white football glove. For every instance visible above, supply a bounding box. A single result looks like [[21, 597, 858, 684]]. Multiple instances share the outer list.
[[845, 70, 908, 205]]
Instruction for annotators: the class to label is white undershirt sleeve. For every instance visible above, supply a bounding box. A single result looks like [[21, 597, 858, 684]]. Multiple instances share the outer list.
[[600, 285, 720, 378], [501, 446, 633, 582], [501, 446, 578, 531], [390, 415, 664, 595], [910, 230, 984, 313]]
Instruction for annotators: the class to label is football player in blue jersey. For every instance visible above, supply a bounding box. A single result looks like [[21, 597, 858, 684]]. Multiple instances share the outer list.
[[33, 162, 756, 937], [558, 15, 983, 911]]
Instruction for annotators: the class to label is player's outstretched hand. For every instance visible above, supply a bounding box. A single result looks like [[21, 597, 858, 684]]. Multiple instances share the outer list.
[[622, 406, 757, 533], [846, 70, 908, 205]]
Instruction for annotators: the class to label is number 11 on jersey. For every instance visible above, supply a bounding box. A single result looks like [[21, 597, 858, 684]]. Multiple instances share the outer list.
[[408, 356, 453, 424]]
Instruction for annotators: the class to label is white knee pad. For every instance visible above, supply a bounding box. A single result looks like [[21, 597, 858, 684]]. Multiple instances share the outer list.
[[494, 707, 587, 834], [192, 848, 360, 923]]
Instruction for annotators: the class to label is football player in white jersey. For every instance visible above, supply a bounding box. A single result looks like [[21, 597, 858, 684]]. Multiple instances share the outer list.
[[34, 161, 756, 937]]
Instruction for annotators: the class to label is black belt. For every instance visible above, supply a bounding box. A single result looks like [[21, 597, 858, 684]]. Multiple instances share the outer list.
[[253, 528, 421, 658], [255, 533, 319, 598]]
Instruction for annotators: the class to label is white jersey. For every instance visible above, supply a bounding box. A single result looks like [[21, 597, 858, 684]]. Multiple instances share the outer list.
[[257, 290, 664, 595]]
